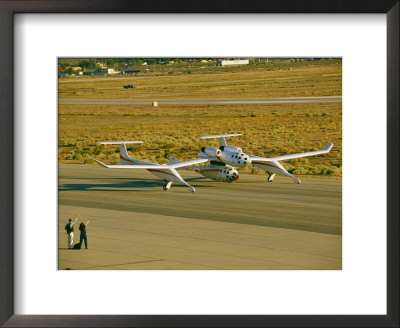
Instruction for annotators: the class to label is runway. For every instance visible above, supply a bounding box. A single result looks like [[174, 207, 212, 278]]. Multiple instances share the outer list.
[[59, 96, 342, 106], [58, 164, 342, 270]]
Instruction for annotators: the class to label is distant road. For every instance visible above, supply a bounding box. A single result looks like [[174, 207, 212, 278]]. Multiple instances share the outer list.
[[59, 96, 342, 106]]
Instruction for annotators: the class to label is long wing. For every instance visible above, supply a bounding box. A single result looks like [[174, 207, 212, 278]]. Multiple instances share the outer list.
[[250, 143, 333, 162], [92, 158, 208, 192], [92, 158, 208, 169]]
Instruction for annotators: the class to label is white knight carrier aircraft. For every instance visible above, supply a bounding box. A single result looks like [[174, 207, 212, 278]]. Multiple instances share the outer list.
[[93, 134, 333, 192]]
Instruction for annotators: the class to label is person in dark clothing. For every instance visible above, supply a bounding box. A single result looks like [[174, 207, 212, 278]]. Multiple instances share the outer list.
[[65, 214, 79, 249], [79, 219, 91, 249]]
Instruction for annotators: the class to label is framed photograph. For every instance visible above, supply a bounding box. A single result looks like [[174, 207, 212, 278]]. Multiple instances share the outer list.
[[1, 1, 398, 327], [56, 55, 342, 271]]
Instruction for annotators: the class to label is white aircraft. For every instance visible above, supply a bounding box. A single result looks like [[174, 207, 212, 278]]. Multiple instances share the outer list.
[[93, 134, 333, 192], [194, 133, 333, 185], [92, 141, 208, 192]]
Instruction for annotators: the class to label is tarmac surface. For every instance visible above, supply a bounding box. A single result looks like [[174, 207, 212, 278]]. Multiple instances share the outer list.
[[58, 164, 342, 270], [59, 96, 342, 106]]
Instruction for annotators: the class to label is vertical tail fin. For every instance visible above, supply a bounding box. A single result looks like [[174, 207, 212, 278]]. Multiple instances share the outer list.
[[119, 143, 129, 164], [96, 141, 146, 165]]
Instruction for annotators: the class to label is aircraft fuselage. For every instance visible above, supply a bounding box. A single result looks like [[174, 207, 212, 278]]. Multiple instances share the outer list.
[[199, 147, 252, 168]]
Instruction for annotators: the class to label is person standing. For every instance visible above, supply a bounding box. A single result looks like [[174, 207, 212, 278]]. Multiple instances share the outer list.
[[65, 214, 79, 249], [79, 219, 91, 249]]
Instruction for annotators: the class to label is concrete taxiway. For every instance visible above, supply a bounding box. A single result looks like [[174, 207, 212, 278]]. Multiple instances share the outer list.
[[59, 96, 342, 106], [58, 164, 342, 270]]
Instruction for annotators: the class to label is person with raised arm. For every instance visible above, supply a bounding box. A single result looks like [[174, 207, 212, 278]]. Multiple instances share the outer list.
[[64, 214, 79, 249], [79, 218, 91, 249]]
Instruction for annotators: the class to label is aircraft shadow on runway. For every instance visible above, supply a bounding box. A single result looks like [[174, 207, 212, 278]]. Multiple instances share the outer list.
[[58, 176, 209, 192]]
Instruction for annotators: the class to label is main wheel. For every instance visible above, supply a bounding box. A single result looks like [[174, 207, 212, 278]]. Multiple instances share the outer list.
[[267, 173, 275, 182], [163, 181, 172, 190]]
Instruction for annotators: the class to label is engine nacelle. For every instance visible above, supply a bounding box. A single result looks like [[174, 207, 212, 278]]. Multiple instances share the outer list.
[[220, 145, 242, 153], [201, 147, 222, 158]]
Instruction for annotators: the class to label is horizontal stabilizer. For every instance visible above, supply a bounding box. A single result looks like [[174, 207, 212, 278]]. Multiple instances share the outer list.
[[199, 133, 241, 147], [199, 133, 241, 139], [97, 141, 143, 145]]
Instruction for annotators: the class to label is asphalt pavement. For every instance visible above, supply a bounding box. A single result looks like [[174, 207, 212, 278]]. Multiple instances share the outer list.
[[58, 164, 342, 270]]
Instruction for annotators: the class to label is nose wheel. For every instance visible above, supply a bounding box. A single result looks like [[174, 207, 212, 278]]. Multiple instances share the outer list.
[[267, 172, 275, 182], [163, 181, 172, 190]]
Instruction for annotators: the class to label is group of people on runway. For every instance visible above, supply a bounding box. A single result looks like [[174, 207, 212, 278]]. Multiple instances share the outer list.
[[64, 214, 91, 249]]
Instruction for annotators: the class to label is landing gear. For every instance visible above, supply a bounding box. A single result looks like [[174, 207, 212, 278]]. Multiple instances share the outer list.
[[163, 181, 172, 190], [267, 172, 275, 182]]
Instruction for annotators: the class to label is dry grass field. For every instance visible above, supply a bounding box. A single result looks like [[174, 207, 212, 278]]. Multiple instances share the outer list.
[[58, 58, 342, 177]]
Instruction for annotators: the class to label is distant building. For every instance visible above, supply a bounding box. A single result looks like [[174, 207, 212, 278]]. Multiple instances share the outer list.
[[71, 66, 82, 71], [99, 68, 118, 75], [121, 69, 140, 76], [83, 68, 118, 76], [58, 73, 68, 78], [217, 59, 249, 66], [83, 71, 106, 76]]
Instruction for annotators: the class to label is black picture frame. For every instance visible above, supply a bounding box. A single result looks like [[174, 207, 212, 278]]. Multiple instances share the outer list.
[[0, 1, 398, 327]]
